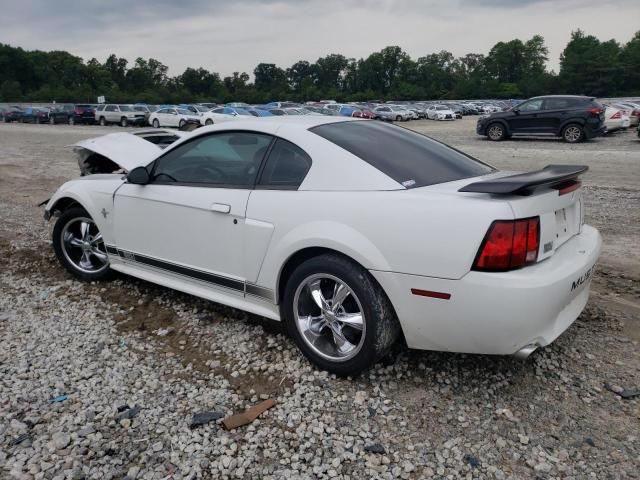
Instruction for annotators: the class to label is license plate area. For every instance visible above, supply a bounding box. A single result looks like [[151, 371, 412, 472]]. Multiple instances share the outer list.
[[554, 201, 581, 248]]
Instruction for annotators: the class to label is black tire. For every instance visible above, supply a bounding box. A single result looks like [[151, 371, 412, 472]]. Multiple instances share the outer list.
[[395, 116, 402, 122], [486, 122, 506, 141], [49, 116, 55, 125], [282, 253, 400, 376], [205, 119, 213, 126], [120, 117, 128, 127], [99, 117, 106, 126], [68, 116, 75, 126], [179, 119, 186, 128], [562, 123, 584, 143], [52, 207, 113, 282], [152, 119, 160, 128]]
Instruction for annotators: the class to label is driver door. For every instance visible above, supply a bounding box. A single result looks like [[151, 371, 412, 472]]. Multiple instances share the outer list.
[[113, 131, 273, 294], [510, 99, 544, 134]]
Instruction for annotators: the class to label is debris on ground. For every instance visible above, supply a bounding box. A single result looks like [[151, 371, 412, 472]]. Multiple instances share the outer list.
[[222, 399, 276, 430], [190, 411, 225, 429]]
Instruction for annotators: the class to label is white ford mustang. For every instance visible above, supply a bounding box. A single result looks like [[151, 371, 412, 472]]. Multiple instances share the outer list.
[[44, 117, 602, 374]]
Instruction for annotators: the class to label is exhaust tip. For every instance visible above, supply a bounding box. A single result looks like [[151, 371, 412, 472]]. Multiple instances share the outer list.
[[514, 344, 539, 361]]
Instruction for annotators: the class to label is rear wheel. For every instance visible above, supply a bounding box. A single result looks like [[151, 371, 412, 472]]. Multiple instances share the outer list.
[[99, 117, 106, 126], [395, 116, 401, 122], [179, 119, 186, 128], [68, 116, 75, 126], [52, 207, 113, 281], [562, 124, 584, 143], [205, 119, 213, 126], [152, 119, 160, 128], [120, 117, 128, 127], [486, 122, 506, 141], [283, 254, 400, 375]]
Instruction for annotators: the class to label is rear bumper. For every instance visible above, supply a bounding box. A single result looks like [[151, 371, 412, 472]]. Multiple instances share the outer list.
[[371, 225, 602, 356]]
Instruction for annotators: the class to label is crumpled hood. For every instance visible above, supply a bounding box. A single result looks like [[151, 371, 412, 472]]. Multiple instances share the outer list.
[[73, 132, 163, 174]]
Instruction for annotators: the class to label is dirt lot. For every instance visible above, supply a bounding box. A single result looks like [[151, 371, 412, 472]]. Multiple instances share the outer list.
[[0, 119, 638, 480]]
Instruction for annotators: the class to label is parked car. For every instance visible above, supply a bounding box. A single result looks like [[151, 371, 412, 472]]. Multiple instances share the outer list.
[[60, 104, 96, 125], [245, 108, 274, 117], [132, 105, 159, 124], [44, 117, 601, 375], [149, 107, 202, 128], [17, 107, 41, 123], [477, 95, 605, 143], [95, 104, 146, 127], [200, 107, 251, 125], [602, 105, 630, 133], [611, 103, 638, 127], [426, 105, 456, 121], [372, 105, 412, 122], [1, 106, 24, 122]]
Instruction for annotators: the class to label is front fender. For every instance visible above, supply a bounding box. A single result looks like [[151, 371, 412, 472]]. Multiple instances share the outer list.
[[44, 176, 124, 246]]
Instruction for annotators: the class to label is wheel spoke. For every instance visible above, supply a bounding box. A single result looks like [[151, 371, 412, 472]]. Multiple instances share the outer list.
[[80, 221, 90, 241], [90, 233, 103, 245], [330, 282, 350, 313], [309, 280, 330, 311], [79, 251, 93, 270], [67, 235, 84, 248], [330, 324, 355, 355], [91, 248, 108, 263], [336, 312, 364, 331]]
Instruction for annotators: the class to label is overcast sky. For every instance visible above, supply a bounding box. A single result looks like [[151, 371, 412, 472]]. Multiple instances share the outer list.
[[2, 0, 639, 76]]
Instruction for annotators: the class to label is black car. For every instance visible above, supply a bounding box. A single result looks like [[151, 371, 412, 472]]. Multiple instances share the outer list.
[[1, 106, 24, 122], [55, 104, 96, 125], [477, 95, 605, 143]]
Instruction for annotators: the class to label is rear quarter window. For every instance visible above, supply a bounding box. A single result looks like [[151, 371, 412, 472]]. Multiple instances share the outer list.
[[310, 121, 494, 188]]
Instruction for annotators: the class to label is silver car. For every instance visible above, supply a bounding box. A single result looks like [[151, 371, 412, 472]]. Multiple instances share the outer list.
[[373, 105, 412, 122], [95, 104, 147, 127]]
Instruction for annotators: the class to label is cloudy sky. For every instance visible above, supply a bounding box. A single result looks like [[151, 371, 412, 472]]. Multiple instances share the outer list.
[[2, 0, 639, 76]]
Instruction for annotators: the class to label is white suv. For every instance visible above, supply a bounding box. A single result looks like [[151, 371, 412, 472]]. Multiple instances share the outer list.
[[95, 105, 147, 127]]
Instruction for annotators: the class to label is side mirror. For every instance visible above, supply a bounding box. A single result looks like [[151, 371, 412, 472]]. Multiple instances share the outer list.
[[127, 166, 150, 185], [512, 108, 520, 114]]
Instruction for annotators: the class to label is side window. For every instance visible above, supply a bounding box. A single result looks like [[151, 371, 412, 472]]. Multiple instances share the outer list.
[[259, 139, 312, 189], [105, 105, 116, 112], [212, 108, 225, 114], [518, 99, 543, 112], [152, 132, 273, 187], [544, 98, 570, 110]]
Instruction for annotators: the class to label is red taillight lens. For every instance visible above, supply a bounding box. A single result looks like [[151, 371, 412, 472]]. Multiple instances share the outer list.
[[587, 107, 602, 115], [611, 111, 621, 119], [473, 218, 539, 271]]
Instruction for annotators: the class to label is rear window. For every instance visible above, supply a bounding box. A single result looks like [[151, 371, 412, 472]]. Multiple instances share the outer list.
[[311, 121, 494, 188]]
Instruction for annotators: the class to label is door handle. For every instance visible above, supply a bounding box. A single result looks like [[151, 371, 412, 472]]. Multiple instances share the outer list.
[[210, 203, 231, 214]]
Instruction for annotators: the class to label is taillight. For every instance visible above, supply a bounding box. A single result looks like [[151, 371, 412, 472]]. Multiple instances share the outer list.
[[473, 218, 540, 271], [610, 111, 621, 119], [587, 107, 602, 115]]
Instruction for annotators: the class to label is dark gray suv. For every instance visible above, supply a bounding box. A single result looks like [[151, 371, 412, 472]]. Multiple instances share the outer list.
[[477, 95, 605, 143]]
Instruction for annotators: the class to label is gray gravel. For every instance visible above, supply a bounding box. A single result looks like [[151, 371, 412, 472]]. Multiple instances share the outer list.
[[1, 120, 639, 479]]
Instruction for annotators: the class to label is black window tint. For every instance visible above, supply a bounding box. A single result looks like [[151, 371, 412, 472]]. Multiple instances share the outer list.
[[311, 121, 494, 188], [152, 132, 273, 186], [544, 98, 571, 109], [259, 139, 312, 188]]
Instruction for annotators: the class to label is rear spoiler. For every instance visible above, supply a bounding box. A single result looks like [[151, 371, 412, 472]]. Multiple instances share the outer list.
[[459, 165, 588, 196]]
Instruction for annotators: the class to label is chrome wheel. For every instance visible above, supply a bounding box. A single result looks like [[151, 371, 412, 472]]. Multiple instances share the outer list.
[[60, 217, 108, 274], [488, 124, 504, 140], [564, 125, 582, 142], [293, 274, 366, 362]]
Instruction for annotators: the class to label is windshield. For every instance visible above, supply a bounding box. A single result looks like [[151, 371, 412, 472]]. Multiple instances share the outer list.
[[311, 121, 494, 188]]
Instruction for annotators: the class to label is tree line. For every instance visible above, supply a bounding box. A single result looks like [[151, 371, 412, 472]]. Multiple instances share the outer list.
[[0, 30, 638, 104]]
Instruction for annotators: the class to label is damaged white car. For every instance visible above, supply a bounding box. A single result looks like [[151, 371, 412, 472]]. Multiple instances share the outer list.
[[45, 117, 601, 375]]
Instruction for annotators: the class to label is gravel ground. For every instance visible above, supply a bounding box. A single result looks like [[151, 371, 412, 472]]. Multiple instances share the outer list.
[[0, 119, 638, 480]]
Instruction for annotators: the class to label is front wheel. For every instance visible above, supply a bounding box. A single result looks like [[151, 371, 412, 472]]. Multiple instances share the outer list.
[[283, 254, 400, 376], [120, 117, 128, 127], [152, 119, 160, 128], [68, 116, 75, 126], [179, 119, 186, 128], [52, 207, 113, 281], [486, 122, 506, 141], [562, 124, 584, 143], [205, 119, 213, 126]]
